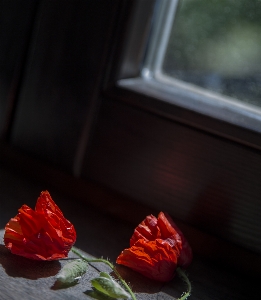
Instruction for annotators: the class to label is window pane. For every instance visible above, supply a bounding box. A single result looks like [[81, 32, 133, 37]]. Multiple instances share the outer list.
[[162, 0, 261, 107]]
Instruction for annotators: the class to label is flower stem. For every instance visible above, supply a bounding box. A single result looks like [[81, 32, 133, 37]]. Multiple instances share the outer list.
[[71, 246, 137, 300], [176, 267, 191, 300]]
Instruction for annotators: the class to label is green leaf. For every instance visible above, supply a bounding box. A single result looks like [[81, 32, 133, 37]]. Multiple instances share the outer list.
[[84, 290, 115, 300], [91, 272, 129, 299], [55, 259, 87, 287], [99, 272, 112, 279]]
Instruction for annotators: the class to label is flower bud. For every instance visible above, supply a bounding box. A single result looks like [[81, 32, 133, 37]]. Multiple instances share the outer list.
[[55, 259, 87, 286], [91, 272, 129, 299]]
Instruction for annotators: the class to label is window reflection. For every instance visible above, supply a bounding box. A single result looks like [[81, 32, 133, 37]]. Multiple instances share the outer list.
[[162, 0, 261, 107]]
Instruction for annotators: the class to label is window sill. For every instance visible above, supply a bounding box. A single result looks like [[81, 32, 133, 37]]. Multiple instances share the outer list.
[[0, 160, 260, 299], [106, 77, 261, 151]]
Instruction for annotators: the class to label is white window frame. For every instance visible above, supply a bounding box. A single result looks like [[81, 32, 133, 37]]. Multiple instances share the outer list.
[[110, 0, 261, 151]]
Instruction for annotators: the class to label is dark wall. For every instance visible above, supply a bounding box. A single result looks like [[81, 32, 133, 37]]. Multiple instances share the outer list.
[[8, 0, 125, 172], [83, 98, 261, 254], [0, 0, 38, 137]]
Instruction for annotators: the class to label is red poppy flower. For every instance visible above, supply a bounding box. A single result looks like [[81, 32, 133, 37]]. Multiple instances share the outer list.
[[130, 212, 192, 268], [4, 191, 76, 260], [116, 238, 177, 282]]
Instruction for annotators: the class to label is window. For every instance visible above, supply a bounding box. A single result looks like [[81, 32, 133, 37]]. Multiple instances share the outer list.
[[152, 0, 261, 108], [116, 0, 261, 148]]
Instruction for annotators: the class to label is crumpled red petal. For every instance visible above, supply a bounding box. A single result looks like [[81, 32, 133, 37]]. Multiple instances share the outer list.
[[158, 212, 193, 268], [116, 238, 177, 282], [4, 191, 76, 260], [130, 212, 192, 268]]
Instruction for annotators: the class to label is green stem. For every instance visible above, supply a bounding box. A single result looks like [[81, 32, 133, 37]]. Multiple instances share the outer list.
[[71, 246, 137, 300], [176, 267, 191, 300]]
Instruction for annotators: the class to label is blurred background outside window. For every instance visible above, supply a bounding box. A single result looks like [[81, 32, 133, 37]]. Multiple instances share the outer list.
[[144, 0, 261, 110]]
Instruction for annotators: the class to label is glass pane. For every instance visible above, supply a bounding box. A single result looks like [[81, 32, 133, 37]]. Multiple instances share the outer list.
[[162, 0, 261, 107]]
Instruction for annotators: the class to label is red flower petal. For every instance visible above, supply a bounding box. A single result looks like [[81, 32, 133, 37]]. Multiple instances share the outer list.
[[130, 214, 160, 246], [129, 212, 192, 268], [158, 212, 193, 268], [117, 239, 177, 282], [4, 191, 76, 260]]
